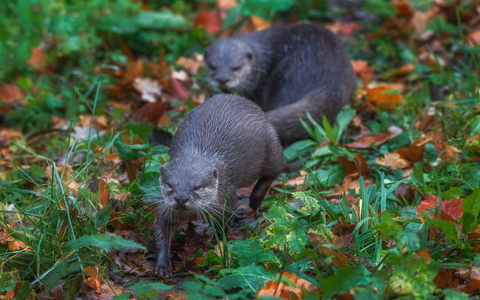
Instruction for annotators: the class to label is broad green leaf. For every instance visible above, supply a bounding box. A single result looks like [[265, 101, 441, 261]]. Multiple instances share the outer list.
[[320, 266, 370, 298], [229, 240, 279, 266], [68, 234, 147, 253], [136, 11, 187, 29], [443, 187, 463, 200], [322, 115, 336, 143], [373, 212, 402, 239], [218, 264, 272, 291], [460, 187, 480, 234], [335, 106, 355, 143], [425, 216, 463, 248]]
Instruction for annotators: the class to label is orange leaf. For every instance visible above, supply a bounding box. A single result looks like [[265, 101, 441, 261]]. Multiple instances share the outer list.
[[193, 11, 222, 35], [27, 46, 45, 66], [416, 248, 430, 264], [367, 85, 404, 110], [258, 272, 316, 299], [250, 16, 270, 31], [8, 241, 32, 252], [0, 84, 26, 105]]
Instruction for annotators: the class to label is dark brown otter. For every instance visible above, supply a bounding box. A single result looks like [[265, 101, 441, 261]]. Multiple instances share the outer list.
[[154, 94, 284, 277], [205, 24, 356, 146]]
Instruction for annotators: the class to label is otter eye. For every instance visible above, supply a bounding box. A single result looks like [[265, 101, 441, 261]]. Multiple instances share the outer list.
[[193, 186, 203, 191], [164, 183, 172, 190], [209, 65, 216, 71], [246, 52, 253, 60], [232, 66, 241, 71]]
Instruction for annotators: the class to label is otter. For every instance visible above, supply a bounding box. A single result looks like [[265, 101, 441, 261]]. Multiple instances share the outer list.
[[205, 24, 356, 146], [154, 94, 284, 277]]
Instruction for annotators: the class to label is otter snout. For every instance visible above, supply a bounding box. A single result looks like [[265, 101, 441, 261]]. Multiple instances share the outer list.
[[173, 195, 189, 205], [216, 76, 229, 86]]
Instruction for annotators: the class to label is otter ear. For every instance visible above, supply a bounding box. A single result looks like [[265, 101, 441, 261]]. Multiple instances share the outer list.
[[160, 165, 168, 181], [246, 52, 253, 61]]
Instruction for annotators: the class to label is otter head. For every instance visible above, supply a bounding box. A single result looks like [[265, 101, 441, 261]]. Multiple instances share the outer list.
[[205, 39, 257, 94], [159, 157, 219, 213]]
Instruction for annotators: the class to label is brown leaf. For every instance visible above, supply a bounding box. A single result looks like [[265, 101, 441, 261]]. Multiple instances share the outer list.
[[193, 11, 222, 35], [132, 101, 167, 124], [124, 59, 144, 82], [0, 290, 15, 300], [169, 76, 191, 101], [395, 136, 432, 164], [367, 84, 404, 110], [434, 268, 459, 289], [8, 241, 32, 252], [0, 84, 26, 105], [337, 153, 368, 177], [466, 29, 480, 46], [0, 128, 22, 147], [132, 78, 162, 103], [462, 278, 480, 293], [375, 153, 409, 170], [346, 132, 392, 149], [176, 54, 204, 75]]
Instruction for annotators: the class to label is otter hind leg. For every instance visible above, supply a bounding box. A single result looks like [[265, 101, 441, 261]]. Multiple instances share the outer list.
[[250, 177, 276, 211]]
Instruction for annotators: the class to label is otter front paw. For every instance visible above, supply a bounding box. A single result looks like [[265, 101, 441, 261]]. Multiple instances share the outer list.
[[155, 261, 173, 277]]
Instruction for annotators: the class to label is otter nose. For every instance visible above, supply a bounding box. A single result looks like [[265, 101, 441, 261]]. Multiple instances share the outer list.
[[174, 196, 188, 204], [217, 77, 229, 85]]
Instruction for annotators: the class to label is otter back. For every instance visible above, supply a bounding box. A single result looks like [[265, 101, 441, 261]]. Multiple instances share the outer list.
[[205, 24, 357, 146]]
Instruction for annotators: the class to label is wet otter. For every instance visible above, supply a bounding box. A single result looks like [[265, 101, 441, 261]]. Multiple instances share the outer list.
[[154, 94, 284, 276], [205, 24, 356, 146]]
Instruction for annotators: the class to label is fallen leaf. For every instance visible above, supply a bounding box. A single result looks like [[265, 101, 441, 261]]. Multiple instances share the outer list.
[[132, 78, 162, 103], [250, 16, 270, 31], [393, 64, 416, 76], [395, 136, 432, 164], [375, 153, 409, 169], [132, 102, 167, 124], [416, 248, 430, 264], [169, 76, 191, 101], [367, 84, 404, 110], [0, 84, 26, 105], [124, 59, 144, 82], [434, 268, 459, 289], [416, 194, 464, 223], [8, 240, 32, 252], [258, 272, 317, 299], [337, 153, 368, 177], [176, 54, 204, 75], [27, 46, 46, 67], [193, 11, 222, 35], [466, 29, 480, 46], [0, 128, 22, 147], [346, 132, 392, 149]]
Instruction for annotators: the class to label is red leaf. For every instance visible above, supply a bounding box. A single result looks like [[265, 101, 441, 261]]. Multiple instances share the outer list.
[[417, 194, 464, 223], [169, 77, 191, 101], [193, 11, 222, 35]]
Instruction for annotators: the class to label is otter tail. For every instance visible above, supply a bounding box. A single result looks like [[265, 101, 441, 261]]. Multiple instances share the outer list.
[[265, 89, 349, 147]]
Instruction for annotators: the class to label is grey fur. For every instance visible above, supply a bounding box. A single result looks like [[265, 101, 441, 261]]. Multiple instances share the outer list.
[[205, 24, 357, 146], [154, 94, 284, 276]]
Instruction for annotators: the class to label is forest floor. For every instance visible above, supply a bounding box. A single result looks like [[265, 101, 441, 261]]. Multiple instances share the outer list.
[[1, 0, 480, 299]]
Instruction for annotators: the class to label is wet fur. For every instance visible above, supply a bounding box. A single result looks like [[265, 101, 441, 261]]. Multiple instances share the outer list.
[[205, 24, 357, 146], [154, 95, 284, 276]]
